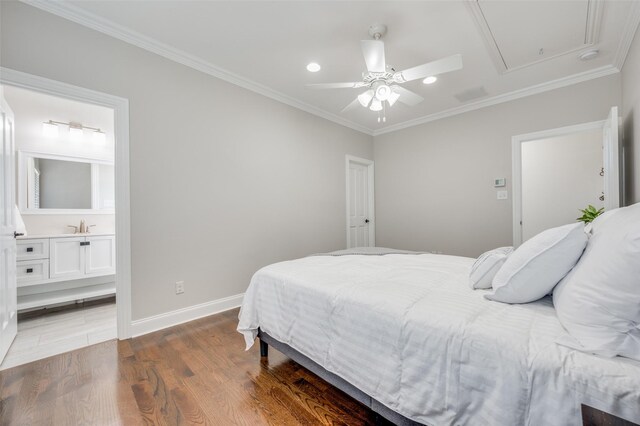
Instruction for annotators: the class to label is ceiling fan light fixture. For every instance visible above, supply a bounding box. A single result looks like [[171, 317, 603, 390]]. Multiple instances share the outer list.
[[369, 98, 383, 112], [306, 62, 321, 72], [423, 76, 438, 85], [374, 83, 391, 101], [358, 90, 374, 107], [387, 91, 400, 107]]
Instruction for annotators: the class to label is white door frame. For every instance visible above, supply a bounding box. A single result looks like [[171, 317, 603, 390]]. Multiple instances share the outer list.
[[345, 155, 375, 248], [511, 119, 617, 246], [0, 67, 132, 339]]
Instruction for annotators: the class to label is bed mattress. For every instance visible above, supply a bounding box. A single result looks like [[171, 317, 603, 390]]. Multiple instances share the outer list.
[[237, 252, 640, 425]]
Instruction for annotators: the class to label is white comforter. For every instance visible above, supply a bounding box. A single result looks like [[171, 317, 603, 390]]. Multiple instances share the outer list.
[[237, 253, 640, 425]]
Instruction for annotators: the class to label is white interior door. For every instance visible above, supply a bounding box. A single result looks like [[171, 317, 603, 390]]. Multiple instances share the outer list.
[[346, 156, 375, 248], [603, 106, 620, 210], [0, 89, 18, 363]]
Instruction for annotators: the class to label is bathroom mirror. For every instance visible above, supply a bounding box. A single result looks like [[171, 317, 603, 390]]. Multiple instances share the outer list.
[[18, 151, 115, 214]]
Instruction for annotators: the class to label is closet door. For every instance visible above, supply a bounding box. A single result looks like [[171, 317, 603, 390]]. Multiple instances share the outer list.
[[85, 235, 115, 276], [50, 237, 85, 279]]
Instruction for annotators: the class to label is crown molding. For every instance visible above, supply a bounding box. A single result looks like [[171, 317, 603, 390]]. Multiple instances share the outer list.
[[20, 0, 634, 139], [21, 0, 375, 136], [372, 65, 619, 136], [613, 0, 640, 70]]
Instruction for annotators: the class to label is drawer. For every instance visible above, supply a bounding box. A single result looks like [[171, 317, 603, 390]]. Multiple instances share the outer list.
[[16, 239, 49, 261], [17, 259, 49, 285]]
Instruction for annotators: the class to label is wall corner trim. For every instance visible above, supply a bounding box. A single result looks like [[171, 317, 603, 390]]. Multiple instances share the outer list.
[[130, 293, 244, 338]]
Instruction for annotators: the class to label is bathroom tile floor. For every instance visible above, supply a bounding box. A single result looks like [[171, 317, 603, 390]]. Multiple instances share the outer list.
[[0, 300, 117, 370]]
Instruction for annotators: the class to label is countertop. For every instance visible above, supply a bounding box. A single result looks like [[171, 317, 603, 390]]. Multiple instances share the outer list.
[[17, 232, 115, 240]]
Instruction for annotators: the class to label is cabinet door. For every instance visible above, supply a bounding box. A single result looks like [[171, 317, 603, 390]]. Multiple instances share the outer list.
[[49, 237, 85, 279], [85, 235, 115, 276]]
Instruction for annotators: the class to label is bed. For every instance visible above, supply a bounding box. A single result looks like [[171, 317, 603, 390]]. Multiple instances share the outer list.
[[237, 249, 640, 426]]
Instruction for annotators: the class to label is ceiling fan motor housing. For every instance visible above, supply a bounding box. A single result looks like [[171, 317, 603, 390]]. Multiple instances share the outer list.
[[368, 23, 387, 40]]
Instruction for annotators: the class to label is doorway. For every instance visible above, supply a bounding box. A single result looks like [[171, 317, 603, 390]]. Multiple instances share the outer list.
[[0, 68, 131, 369], [512, 107, 621, 246], [346, 155, 375, 248]]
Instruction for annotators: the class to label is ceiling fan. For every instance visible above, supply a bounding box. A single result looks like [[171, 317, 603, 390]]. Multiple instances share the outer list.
[[307, 24, 463, 122]]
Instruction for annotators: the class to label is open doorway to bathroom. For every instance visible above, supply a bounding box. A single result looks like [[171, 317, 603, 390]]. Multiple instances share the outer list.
[[0, 84, 117, 370]]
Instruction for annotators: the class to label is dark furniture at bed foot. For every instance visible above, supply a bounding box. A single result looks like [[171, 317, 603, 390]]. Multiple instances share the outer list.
[[259, 338, 268, 357], [582, 404, 640, 426]]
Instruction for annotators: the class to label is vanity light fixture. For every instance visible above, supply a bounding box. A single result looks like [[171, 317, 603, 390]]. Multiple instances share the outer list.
[[68, 124, 83, 141], [41, 120, 106, 142], [93, 130, 106, 143], [42, 120, 59, 138]]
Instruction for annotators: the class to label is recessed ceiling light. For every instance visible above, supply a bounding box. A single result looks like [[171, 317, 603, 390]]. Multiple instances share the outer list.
[[306, 62, 321, 72], [579, 49, 599, 61], [423, 76, 438, 85]]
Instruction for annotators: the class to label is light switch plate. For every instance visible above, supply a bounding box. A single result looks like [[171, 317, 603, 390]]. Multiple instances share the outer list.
[[497, 190, 508, 200]]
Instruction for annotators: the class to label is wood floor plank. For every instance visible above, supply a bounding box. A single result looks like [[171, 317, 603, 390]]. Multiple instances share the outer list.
[[1, 307, 384, 426]]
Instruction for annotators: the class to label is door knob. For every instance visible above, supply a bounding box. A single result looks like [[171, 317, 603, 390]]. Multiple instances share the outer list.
[[14, 232, 24, 238], [365, 219, 370, 223]]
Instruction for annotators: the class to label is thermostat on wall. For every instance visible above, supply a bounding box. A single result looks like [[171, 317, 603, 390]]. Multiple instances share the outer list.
[[494, 178, 506, 188]]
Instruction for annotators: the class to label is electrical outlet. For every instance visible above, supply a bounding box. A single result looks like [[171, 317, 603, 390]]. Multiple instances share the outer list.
[[175, 281, 185, 294], [497, 190, 508, 200]]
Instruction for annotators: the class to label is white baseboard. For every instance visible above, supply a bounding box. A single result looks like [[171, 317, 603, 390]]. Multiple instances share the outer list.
[[130, 293, 244, 337]]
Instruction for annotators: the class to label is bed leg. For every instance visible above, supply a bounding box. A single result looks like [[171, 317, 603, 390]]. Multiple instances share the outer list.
[[259, 339, 268, 357]]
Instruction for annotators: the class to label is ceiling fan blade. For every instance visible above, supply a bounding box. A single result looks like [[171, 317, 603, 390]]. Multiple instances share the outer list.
[[341, 97, 361, 113], [361, 40, 386, 73], [392, 86, 424, 106], [396, 54, 463, 83], [306, 82, 363, 89]]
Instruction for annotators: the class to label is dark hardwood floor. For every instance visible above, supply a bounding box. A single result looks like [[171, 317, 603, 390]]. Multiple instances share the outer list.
[[0, 308, 389, 425]]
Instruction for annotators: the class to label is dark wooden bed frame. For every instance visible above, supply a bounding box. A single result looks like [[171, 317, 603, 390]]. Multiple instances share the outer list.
[[258, 329, 640, 426]]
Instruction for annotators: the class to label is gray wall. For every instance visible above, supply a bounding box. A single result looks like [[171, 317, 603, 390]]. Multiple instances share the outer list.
[[622, 29, 640, 205], [373, 75, 621, 257], [0, 2, 373, 320]]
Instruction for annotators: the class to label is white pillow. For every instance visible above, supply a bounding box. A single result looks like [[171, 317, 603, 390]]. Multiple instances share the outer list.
[[553, 203, 640, 360], [485, 222, 587, 304], [469, 247, 513, 289]]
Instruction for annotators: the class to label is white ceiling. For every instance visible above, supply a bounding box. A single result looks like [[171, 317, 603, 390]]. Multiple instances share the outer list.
[[26, 0, 640, 135]]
